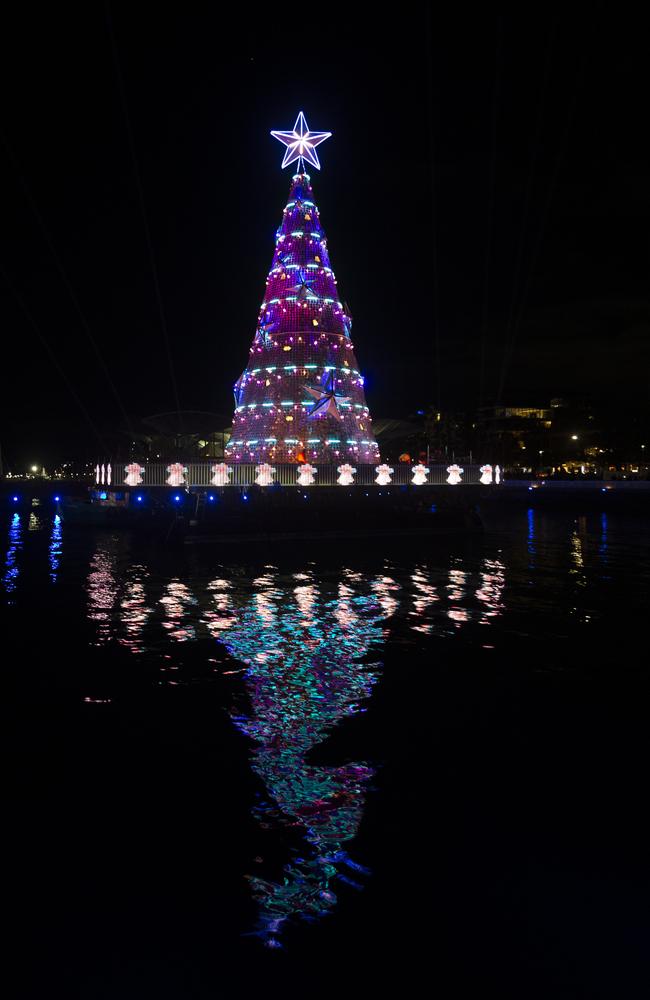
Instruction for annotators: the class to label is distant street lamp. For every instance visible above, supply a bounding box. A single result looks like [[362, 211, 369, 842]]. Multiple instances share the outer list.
[[571, 435, 578, 441]]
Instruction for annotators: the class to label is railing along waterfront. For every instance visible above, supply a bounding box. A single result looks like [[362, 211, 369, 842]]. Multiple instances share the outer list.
[[96, 463, 500, 489]]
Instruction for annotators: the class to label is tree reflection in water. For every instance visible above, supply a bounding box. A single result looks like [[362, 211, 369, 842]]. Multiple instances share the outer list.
[[79, 537, 506, 947], [208, 566, 398, 947]]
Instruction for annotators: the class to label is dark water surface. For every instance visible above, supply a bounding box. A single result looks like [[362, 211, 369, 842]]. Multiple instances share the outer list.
[[4, 506, 650, 997]]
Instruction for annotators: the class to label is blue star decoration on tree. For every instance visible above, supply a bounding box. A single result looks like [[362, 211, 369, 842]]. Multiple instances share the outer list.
[[290, 269, 316, 301], [255, 323, 275, 347], [271, 112, 332, 171], [304, 371, 350, 421]]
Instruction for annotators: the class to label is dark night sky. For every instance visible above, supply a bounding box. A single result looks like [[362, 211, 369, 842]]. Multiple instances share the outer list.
[[0, 5, 648, 464]]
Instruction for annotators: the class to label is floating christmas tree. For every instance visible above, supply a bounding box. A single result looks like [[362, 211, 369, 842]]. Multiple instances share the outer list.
[[226, 112, 379, 464]]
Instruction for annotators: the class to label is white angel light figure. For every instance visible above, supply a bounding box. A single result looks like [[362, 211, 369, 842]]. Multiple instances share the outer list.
[[255, 463, 276, 486], [124, 463, 144, 486], [495, 464, 502, 484], [211, 463, 232, 486], [337, 463, 356, 486], [106, 463, 112, 486], [446, 464, 464, 485], [95, 464, 100, 485], [480, 464, 493, 485], [411, 464, 429, 485], [375, 464, 394, 486], [166, 463, 187, 487], [297, 464, 317, 486]]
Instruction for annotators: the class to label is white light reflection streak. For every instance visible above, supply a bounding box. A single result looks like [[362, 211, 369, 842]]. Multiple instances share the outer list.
[[119, 564, 152, 653], [475, 557, 506, 624], [409, 566, 438, 634], [160, 580, 198, 642], [334, 581, 359, 633], [371, 575, 400, 620], [446, 562, 469, 626], [203, 577, 236, 637], [87, 544, 118, 645], [570, 522, 586, 587]]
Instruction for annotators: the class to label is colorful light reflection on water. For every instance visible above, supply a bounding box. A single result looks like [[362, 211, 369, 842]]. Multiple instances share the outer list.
[[49, 514, 62, 584], [78, 542, 510, 943], [6, 507, 644, 951], [2, 513, 23, 598]]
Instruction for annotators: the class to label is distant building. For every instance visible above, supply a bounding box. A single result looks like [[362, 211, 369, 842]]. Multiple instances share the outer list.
[[478, 405, 552, 426], [476, 403, 553, 465], [126, 411, 231, 461]]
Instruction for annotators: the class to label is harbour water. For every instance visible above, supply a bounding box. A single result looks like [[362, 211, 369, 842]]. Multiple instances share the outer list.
[[4, 505, 650, 996]]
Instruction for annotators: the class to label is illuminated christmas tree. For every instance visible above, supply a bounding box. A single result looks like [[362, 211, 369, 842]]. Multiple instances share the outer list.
[[226, 113, 379, 465]]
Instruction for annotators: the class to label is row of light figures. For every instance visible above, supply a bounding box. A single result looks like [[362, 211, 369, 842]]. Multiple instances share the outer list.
[[117, 462, 501, 487]]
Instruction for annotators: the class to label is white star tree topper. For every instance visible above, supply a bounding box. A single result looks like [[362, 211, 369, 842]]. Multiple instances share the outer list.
[[271, 111, 332, 171]]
